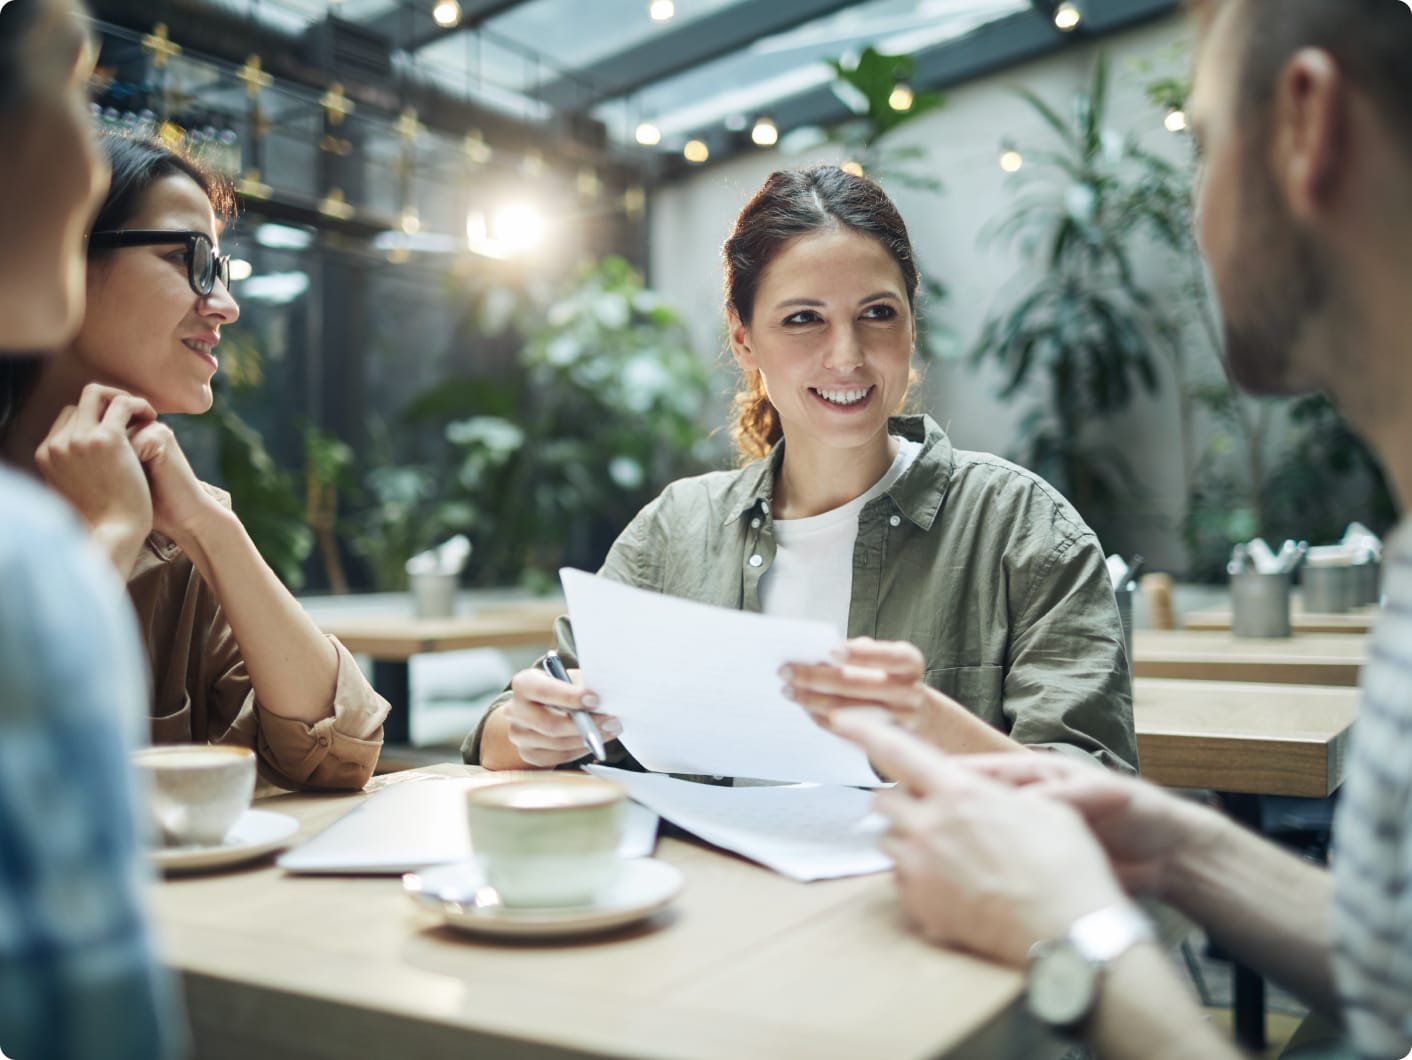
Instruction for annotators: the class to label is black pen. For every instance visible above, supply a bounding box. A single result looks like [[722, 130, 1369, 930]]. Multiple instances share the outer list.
[[542, 650, 607, 762], [1124, 554, 1146, 590]]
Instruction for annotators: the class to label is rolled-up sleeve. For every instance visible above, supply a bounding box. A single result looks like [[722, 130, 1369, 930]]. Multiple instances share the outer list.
[[239, 637, 388, 789]]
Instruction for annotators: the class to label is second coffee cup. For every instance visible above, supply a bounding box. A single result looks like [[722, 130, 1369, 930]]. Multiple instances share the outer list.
[[132, 744, 257, 847], [466, 774, 625, 908]]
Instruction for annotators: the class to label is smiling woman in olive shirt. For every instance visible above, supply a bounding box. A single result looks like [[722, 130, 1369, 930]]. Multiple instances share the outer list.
[[468, 165, 1136, 775]]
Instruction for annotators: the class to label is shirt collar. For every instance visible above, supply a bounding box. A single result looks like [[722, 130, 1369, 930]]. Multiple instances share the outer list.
[[720, 414, 954, 530]]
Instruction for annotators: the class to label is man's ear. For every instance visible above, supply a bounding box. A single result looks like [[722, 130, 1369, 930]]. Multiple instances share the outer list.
[[727, 307, 757, 371], [1271, 47, 1347, 221]]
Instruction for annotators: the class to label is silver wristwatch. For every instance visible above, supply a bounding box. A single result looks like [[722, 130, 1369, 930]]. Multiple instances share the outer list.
[[1026, 903, 1155, 1035]]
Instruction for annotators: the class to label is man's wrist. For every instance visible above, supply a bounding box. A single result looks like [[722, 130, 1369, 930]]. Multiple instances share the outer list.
[[1155, 800, 1232, 907]]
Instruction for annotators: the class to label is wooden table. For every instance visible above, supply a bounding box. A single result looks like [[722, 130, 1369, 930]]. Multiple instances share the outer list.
[[1132, 629, 1369, 687], [1134, 677, 1358, 797], [151, 766, 1059, 1060], [1183, 602, 1378, 635], [1133, 677, 1359, 1049], [314, 601, 563, 742]]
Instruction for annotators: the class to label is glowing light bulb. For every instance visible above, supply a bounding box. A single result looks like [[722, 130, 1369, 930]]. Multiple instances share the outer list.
[[636, 122, 661, 146], [1053, 2, 1081, 30], [649, 0, 674, 21], [1164, 109, 1188, 133], [999, 150, 1023, 173], [683, 139, 709, 163], [432, 0, 461, 28], [888, 84, 914, 112], [751, 116, 778, 147]]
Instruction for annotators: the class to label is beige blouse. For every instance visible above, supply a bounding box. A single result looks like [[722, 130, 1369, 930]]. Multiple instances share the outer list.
[[127, 489, 388, 791]]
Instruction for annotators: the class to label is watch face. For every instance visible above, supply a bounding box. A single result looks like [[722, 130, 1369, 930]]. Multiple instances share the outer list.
[[1028, 942, 1100, 1028]]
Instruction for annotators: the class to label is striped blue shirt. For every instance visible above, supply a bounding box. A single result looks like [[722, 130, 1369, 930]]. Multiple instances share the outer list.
[[0, 468, 181, 1060], [1331, 519, 1412, 1059]]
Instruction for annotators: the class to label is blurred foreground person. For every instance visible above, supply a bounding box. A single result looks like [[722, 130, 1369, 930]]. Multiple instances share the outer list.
[[840, 2, 1412, 1057], [0, 1, 182, 1056]]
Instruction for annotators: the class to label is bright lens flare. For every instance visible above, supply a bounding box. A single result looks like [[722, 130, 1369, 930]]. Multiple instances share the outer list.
[[466, 203, 546, 259], [751, 116, 778, 147], [999, 150, 1023, 173], [1053, 2, 1081, 30], [1164, 109, 1188, 133], [636, 122, 661, 146]]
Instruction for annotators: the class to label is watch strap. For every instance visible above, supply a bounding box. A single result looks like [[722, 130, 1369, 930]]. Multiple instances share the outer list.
[[1067, 903, 1156, 964]]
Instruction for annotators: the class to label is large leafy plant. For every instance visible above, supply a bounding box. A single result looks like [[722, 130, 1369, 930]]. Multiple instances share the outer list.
[[973, 53, 1188, 535], [362, 256, 711, 590]]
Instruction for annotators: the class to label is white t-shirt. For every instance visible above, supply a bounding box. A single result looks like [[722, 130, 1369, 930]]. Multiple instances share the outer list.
[[759, 438, 922, 634]]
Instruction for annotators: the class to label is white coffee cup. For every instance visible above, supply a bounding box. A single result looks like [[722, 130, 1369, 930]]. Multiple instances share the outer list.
[[466, 774, 626, 908], [132, 744, 256, 847]]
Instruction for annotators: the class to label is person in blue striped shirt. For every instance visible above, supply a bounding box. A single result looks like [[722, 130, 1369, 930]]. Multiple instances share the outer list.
[[834, 1, 1412, 1057], [0, 1, 182, 1057]]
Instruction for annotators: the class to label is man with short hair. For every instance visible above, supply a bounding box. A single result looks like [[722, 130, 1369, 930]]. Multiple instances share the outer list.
[[836, 1, 1412, 1056]]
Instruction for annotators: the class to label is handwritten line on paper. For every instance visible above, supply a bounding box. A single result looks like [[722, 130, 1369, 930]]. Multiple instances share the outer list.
[[561, 569, 881, 787]]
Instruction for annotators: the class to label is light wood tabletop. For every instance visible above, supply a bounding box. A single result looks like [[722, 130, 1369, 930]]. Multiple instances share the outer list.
[[151, 765, 1060, 1060], [1133, 678, 1358, 797], [1132, 629, 1369, 687], [1183, 602, 1379, 635]]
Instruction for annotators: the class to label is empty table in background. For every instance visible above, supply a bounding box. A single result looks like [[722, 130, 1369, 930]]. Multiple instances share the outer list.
[[1132, 629, 1369, 687], [311, 599, 564, 743], [1183, 601, 1379, 635]]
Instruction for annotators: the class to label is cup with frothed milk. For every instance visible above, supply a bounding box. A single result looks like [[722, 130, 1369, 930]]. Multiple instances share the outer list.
[[466, 774, 626, 907], [132, 744, 256, 847]]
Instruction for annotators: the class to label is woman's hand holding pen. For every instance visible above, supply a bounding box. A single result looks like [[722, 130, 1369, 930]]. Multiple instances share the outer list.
[[494, 663, 623, 769]]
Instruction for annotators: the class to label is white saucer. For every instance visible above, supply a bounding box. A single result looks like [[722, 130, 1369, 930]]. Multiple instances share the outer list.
[[150, 809, 299, 873], [404, 858, 683, 939]]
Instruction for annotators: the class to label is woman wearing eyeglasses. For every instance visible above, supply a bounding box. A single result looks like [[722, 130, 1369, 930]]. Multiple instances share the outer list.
[[0, 133, 390, 792]]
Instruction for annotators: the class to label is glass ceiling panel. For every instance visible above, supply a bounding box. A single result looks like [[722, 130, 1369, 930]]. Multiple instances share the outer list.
[[482, 0, 747, 73], [593, 0, 1030, 145], [203, 0, 399, 35]]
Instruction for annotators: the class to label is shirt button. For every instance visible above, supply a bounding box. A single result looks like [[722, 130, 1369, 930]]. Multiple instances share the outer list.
[[889, 515, 902, 527], [750, 517, 761, 529], [749, 554, 763, 568], [318, 735, 330, 747]]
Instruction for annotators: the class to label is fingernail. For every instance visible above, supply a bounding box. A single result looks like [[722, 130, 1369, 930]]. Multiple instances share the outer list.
[[580, 692, 601, 709], [602, 720, 622, 737], [777, 664, 794, 681], [780, 684, 795, 701], [828, 646, 848, 664]]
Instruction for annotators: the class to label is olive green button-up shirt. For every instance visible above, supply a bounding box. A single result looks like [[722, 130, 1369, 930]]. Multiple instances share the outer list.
[[465, 414, 1137, 773]]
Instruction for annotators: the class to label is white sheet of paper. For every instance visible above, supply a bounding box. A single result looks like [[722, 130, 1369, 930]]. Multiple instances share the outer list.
[[589, 766, 891, 882], [277, 776, 659, 874], [561, 569, 880, 786]]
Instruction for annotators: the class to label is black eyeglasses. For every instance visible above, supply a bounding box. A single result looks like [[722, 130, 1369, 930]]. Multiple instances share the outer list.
[[87, 229, 231, 297]]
